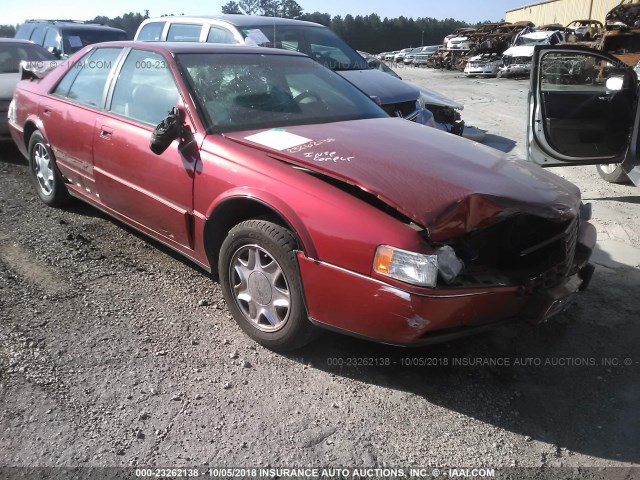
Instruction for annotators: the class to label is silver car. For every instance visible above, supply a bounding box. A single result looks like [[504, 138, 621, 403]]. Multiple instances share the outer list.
[[0, 39, 55, 139]]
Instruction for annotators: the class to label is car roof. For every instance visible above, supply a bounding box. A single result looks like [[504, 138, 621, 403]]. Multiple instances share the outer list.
[[0, 38, 36, 44], [22, 20, 126, 32], [89, 41, 309, 57], [143, 14, 324, 29], [56, 24, 127, 33]]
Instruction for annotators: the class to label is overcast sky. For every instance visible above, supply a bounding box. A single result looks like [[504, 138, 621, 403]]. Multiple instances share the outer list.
[[4, 0, 527, 26]]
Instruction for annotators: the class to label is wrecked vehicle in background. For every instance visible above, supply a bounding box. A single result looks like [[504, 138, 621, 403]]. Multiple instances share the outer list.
[[598, 1, 640, 68], [434, 22, 534, 71], [9, 42, 597, 350], [134, 15, 465, 135], [499, 30, 565, 78], [464, 53, 502, 77], [565, 19, 603, 41]]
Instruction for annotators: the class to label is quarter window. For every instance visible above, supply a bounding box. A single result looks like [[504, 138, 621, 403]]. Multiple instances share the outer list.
[[110, 49, 180, 126], [137, 22, 165, 41], [167, 24, 202, 41], [53, 48, 121, 108], [206, 26, 236, 44]]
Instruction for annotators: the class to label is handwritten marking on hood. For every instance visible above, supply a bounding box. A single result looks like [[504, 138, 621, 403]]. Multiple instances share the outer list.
[[303, 151, 354, 163]]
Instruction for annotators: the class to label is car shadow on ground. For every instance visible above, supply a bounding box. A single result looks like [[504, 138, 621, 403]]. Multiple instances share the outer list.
[[586, 196, 640, 205], [0, 141, 27, 165], [288, 251, 639, 463]]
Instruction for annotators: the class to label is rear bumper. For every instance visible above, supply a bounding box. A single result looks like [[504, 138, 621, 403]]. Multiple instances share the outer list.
[[297, 221, 596, 346]]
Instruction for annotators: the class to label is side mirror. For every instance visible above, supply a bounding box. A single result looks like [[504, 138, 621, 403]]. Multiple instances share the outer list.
[[47, 46, 62, 59], [370, 95, 382, 106], [150, 107, 185, 155]]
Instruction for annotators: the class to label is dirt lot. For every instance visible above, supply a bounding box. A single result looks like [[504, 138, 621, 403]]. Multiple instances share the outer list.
[[1, 67, 639, 478]]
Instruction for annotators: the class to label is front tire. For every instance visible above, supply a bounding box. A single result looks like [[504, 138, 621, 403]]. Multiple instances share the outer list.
[[28, 131, 71, 207], [596, 164, 629, 184], [218, 219, 317, 351]]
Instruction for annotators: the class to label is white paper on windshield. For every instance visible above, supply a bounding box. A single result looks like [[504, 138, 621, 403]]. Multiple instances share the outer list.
[[68, 36, 83, 48], [245, 29, 271, 45], [244, 130, 312, 151]]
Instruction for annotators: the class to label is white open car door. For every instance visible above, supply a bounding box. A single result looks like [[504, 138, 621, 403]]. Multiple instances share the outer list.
[[527, 45, 640, 186]]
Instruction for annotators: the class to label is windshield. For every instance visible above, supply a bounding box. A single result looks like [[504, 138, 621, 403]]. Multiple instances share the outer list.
[[0, 43, 55, 73], [177, 53, 387, 134], [238, 24, 368, 71], [62, 28, 128, 53]]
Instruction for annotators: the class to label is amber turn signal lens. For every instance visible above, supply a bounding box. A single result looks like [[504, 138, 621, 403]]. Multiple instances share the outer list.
[[374, 246, 394, 274]]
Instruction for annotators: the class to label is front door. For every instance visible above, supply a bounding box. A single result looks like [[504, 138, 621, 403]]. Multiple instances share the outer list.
[[527, 45, 640, 185]]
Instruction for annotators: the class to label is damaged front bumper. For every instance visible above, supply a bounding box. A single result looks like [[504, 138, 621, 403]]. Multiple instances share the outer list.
[[297, 219, 596, 346], [498, 62, 532, 77]]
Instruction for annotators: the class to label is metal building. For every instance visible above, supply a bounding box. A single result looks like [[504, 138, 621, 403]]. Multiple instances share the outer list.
[[505, 0, 629, 26]]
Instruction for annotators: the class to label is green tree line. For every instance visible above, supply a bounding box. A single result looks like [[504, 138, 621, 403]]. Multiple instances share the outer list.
[[0, 5, 471, 53]]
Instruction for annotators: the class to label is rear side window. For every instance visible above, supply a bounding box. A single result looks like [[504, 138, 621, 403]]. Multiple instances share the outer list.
[[167, 23, 202, 41], [109, 49, 180, 126], [61, 28, 128, 54], [137, 22, 165, 41], [206, 26, 236, 44], [43, 28, 62, 52], [53, 48, 121, 108], [30, 27, 48, 46]]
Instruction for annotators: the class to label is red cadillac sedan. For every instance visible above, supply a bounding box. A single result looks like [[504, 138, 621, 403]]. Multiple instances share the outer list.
[[8, 42, 596, 351]]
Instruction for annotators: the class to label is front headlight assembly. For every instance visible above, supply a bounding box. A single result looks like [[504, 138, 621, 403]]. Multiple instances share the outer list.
[[373, 245, 464, 288]]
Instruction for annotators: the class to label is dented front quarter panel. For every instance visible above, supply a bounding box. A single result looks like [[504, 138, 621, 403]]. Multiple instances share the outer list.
[[224, 117, 582, 242]]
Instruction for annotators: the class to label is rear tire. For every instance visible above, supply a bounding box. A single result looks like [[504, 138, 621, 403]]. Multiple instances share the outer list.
[[596, 164, 629, 184], [218, 219, 318, 351], [28, 131, 71, 207]]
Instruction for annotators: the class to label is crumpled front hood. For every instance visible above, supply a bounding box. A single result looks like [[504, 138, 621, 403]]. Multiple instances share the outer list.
[[337, 69, 419, 105], [222, 118, 581, 241], [502, 46, 535, 58]]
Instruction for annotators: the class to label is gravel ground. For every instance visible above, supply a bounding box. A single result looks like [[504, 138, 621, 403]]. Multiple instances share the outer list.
[[0, 66, 639, 478]]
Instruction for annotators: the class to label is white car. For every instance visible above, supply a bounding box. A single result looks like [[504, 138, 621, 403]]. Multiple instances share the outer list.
[[499, 30, 564, 78], [394, 48, 413, 62], [464, 54, 502, 77], [447, 36, 471, 50], [384, 50, 399, 61]]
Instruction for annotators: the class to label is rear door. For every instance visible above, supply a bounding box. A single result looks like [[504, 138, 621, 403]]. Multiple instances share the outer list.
[[527, 45, 640, 183], [44, 47, 124, 198]]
